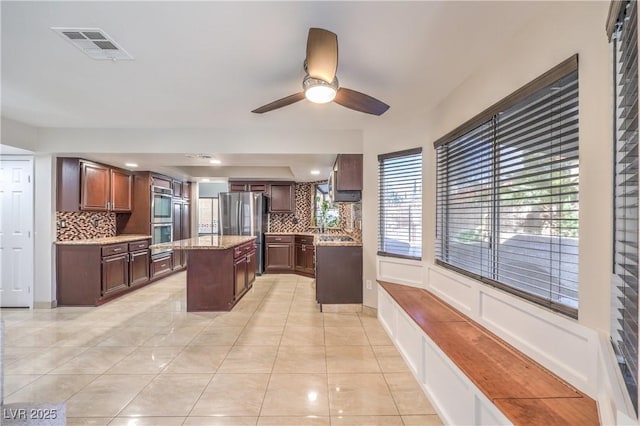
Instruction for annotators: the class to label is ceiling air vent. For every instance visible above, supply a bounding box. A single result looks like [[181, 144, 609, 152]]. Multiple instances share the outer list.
[[51, 27, 134, 61]]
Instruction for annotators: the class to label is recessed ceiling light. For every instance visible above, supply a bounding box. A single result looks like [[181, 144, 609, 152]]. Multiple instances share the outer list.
[[125, 163, 138, 168], [310, 170, 320, 175], [209, 159, 221, 164], [201, 178, 210, 182]]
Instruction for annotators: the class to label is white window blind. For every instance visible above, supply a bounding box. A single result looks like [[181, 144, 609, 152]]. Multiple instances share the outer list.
[[435, 57, 579, 317], [611, 0, 638, 414], [378, 148, 422, 260]]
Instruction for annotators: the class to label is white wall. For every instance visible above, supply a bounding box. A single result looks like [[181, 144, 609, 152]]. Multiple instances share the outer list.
[[33, 154, 56, 308], [362, 0, 626, 414]]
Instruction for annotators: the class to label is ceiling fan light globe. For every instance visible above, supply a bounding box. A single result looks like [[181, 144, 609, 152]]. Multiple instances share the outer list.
[[305, 85, 336, 103], [303, 76, 338, 104]]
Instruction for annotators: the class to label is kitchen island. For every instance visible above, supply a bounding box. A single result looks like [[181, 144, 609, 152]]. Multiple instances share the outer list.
[[151, 235, 257, 311]]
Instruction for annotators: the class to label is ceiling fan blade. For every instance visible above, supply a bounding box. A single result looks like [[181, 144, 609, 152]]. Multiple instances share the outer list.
[[334, 88, 390, 116], [306, 28, 338, 83], [251, 92, 305, 114]]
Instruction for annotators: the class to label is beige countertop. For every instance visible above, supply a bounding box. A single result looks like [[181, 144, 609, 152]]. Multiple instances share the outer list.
[[151, 235, 256, 250], [264, 232, 362, 247], [56, 234, 151, 245]]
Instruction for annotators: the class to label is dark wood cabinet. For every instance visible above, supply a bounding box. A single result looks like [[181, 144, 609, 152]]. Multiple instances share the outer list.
[[172, 180, 182, 198], [57, 237, 151, 306], [186, 240, 256, 311], [334, 154, 363, 191], [316, 245, 363, 305], [129, 240, 150, 287], [81, 162, 111, 210], [234, 256, 248, 298], [102, 253, 129, 296], [233, 240, 256, 300], [182, 182, 191, 199], [172, 200, 190, 270], [57, 158, 132, 212], [269, 183, 295, 213], [294, 235, 315, 277], [265, 235, 294, 272], [229, 181, 269, 193], [111, 169, 133, 211], [151, 254, 172, 278]]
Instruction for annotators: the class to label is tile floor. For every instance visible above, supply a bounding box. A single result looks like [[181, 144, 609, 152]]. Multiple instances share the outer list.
[[1, 273, 443, 426]]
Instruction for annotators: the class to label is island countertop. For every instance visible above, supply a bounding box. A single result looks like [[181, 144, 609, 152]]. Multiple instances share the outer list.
[[150, 235, 256, 250]]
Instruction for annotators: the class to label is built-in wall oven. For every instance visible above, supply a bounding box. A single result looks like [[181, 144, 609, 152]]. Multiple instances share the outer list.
[[151, 186, 173, 254]]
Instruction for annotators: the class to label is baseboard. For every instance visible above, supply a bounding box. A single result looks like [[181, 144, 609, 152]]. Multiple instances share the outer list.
[[362, 305, 378, 317], [34, 300, 57, 309]]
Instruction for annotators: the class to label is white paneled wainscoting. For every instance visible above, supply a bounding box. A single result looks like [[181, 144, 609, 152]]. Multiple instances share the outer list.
[[376, 255, 638, 425]]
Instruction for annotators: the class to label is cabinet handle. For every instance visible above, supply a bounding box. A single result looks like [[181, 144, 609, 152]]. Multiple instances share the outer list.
[[113, 248, 122, 252], [275, 238, 282, 241]]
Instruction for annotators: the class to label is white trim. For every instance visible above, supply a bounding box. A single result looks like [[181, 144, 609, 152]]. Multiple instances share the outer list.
[[377, 255, 424, 288]]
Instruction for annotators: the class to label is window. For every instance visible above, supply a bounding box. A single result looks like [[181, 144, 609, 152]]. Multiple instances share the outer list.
[[314, 183, 339, 228], [198, 197, 219, 235], [435, 56, 579, 317], [378, 148, 422, 260], [609, 0, 638, 414]]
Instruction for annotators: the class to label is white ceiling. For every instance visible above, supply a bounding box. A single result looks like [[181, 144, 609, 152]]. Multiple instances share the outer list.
[[1, 1, 551, 181]]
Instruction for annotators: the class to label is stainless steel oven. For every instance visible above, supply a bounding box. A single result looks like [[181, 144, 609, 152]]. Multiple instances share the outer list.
[[151, 223, 173, 255], [151, 186, 173, 255], [151, 186, 173, 223]]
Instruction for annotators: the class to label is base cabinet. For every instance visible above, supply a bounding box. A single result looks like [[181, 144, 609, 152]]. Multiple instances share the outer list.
[[294, 235, 315, 277], [186, 240, 256, 311], [57, 237, 151, 306], [151, 254, 173, 279], [316, 245, 363, 304], [102, 253, 129, 297], [265, 235, 294, 272]]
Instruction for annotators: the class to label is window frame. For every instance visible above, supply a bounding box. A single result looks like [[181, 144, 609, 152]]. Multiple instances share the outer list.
[[377, 147, 423, 261], [434, 56, 580, 318]]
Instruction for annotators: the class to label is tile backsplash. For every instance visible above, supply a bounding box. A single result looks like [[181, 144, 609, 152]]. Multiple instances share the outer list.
[[56, 211, 116, 241], [268, 181, 361, 236]]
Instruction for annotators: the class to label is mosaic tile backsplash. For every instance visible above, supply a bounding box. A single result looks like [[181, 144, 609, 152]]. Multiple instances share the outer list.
[[56, 211, 116, 241], [268, 181, 361, 237]]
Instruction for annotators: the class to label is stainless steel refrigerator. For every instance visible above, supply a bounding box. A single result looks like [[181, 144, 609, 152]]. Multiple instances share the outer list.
[[218, 192, 268, 274]]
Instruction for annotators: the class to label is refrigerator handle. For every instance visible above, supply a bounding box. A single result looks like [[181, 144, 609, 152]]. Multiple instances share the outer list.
[[237, 199, 242, 235]]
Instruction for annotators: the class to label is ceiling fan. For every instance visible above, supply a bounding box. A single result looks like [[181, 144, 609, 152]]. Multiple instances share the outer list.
[[251, 28, 390, 116]]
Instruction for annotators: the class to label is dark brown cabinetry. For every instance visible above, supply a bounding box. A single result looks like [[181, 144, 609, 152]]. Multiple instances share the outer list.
[[151, 254, 172, 278], [265, 235, 295, 272], [57, 237, 151, 306], [186, 240, 256, 312], [57, 158, 132, 212], [269, 183, 295, 213], [329, 154, 363, 202], [172, 200, 190, 270], [129, 240, 150, 286], [228, 180, 295, 213], [334, 154, 363, 191], [233, 241, 256, 299], [229, 181, 269, 193], [316, 245, 363, 305], [295, 235, 315, 277]]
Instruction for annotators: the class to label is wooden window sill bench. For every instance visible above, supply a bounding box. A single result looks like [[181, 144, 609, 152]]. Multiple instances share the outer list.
[[377, 281, 599, 426]]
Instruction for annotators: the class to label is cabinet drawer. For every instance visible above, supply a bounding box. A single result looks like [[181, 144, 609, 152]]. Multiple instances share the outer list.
[[233, 241, 255, 259], [151, 255, 172, 277], [295, 235, 315, 245], [128, 240, 150, 251], [102, 243, 128, 257], [266, 235, 294, 244]]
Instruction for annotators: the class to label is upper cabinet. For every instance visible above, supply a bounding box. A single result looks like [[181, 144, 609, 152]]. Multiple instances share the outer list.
[[269, 182, 295, 213], [228, 180, 295, 213], [329, 154, 362, 202], [334, 154, 363, 191], [58, 158, 132, 212]]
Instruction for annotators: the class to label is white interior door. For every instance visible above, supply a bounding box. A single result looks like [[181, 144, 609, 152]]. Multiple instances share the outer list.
[[0, 158, 34, 308]]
